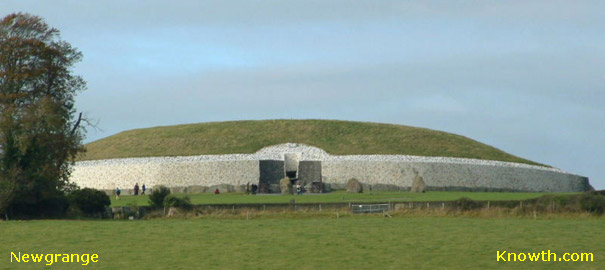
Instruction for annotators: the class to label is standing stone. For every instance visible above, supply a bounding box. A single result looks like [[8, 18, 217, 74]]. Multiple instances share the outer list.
[[298, 161, 322, 184], [259, 160, 285, 189], [411, 172, 426, 193], [346, 178, 363, 193], [280, 177, 293, 195]]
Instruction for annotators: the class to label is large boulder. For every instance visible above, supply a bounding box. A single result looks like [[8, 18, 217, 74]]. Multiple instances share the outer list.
[[167, 207, 180, 217], [346, 178, 363, 193], [310, 182, 324, 193], [304, 182, 325, 193], [411, 173, 426, 193], [280, 177, 293, 195]]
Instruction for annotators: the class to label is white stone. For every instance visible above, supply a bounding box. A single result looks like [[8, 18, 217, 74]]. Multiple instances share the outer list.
[[70, 143, 590, 192]]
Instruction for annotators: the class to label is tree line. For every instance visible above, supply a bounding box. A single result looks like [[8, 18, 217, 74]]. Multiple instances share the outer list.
[[0, 13, 92, 219]]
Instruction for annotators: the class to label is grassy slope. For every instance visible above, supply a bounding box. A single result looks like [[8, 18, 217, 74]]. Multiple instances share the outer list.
[[108, 191, 564, 207], [80, 120, 542, 165], [2, 217, 603, 269]]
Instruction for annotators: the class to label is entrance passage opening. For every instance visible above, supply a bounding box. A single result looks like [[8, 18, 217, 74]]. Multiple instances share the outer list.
[[285, 171, 297, 179], [284, 153, 300, 181]]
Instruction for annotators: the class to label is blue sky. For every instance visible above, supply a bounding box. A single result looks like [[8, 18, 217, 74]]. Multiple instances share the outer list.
[[2, 0, 604, 188]]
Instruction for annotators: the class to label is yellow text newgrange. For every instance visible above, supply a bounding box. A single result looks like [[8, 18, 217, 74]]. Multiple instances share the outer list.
[[10, 252, 99, 266]]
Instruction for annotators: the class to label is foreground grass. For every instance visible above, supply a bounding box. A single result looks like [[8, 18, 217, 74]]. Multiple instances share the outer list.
[[80, 119, 541, 165], [1, 216, 603, 269], [110, 191, 570, 207]]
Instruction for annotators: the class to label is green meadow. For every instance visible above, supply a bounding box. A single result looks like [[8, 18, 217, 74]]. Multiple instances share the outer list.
[[1, 216, 603, 269], [110, 191, 571, 207]]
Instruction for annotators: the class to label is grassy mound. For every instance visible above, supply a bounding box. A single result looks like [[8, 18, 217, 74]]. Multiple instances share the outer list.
[[79, 119, 542, 165]]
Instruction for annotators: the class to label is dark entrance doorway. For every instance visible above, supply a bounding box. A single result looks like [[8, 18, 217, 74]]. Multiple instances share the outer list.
[[285, 171, 297, 179]]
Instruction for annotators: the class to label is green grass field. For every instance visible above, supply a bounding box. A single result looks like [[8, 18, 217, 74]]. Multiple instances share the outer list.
[[80, 119, 542, 166], [1, 216, 602, 269], [109, 191, 570, 207]]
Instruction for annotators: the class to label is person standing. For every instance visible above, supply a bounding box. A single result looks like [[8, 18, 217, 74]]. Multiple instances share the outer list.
[[115, 187, 121, 200], [141, 184, 146, 195], [134, 183, 140, 196]]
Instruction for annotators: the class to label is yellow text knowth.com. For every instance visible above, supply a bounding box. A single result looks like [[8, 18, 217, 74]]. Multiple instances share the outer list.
[[497, 250, 594, 262]]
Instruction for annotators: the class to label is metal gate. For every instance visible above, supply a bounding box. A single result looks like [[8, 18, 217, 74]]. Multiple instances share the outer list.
[[350, 204, 390, 214]]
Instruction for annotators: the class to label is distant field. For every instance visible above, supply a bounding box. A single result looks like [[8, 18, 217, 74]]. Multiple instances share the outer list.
[[1, 216, 602, 269], [80, 119, 543, 166], [109, 191, 569, 207]]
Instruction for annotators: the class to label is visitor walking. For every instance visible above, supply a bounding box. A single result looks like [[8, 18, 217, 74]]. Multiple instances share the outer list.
[[115, 187, 121, 200], [141, 184, 146, 195], [134, 183, 140, 195]]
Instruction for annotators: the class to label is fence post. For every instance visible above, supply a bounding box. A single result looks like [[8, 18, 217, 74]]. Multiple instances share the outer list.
[[487, 201, 490, 210], [551, 201, 555, 213], [442, 202, 445, 210]]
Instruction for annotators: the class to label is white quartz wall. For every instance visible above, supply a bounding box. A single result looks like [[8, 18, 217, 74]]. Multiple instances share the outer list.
[[71, 158, 259, 190], [70, 143, 590, 192], [321, 160, 588, 192]]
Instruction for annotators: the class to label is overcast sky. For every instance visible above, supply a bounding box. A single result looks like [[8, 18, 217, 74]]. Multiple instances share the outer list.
[[2, 0, 604, 189]]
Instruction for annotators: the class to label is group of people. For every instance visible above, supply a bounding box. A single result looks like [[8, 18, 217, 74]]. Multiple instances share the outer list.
[[114, 182, 305, 199], [114, 183, 146, 199], [133, 183, 146, 195], [294, 183, 304, 195], [245, 182, 259, 195]]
